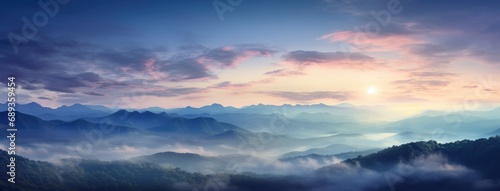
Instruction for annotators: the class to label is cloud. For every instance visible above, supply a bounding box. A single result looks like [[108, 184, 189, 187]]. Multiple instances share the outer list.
[[282, 50, 376, 69], [409, 71, 457, 78], [156, 44, 277, 82], [393, 79, 450, 91], [160, 58, 216, 81], [251, 78, 276, 84], [83, 91, 105, 96], [199, 45, 277, 68], [96, 47, 162, 71], [463, 85, 478, 89], [391, 70, 457, 93], [321, 31, 423, 52], [0, 37, 131, 94], [209, 81, 251, 89], [1, 33, 279, 104], [37, 97, 52, 100], [320, 0, 500, 67], [261, 91, 353, 102], [143, 87, 206, 97], [208, 78, 276, 90], [264, 69, 305, 76]]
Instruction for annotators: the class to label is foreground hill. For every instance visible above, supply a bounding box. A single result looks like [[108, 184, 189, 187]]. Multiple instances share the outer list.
[[0, 150, 206, 191], [130, 152, 255, 173], [337, 136, 500, 179]]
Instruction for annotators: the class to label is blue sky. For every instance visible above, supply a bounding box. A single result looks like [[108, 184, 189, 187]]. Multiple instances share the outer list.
[[1, 0, 500, 112]]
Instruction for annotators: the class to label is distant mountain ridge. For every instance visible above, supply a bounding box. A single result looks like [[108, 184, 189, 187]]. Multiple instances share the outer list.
[[0, 111, 140, 143], [0, 102, 380, 120], [0, 110, 250, 143], [85, 110, 242, 136], [0, 102, 113, 121]]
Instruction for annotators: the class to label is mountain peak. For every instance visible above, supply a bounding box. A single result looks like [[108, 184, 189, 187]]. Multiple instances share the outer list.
[[111, 109, 130, 116], [57, 103, 90, 110], [141, 111, 156, 116], [26, 102, 43, 107], [210, 103, 224, 107]]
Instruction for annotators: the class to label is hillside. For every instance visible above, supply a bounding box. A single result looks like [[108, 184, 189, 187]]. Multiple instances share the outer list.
[[330, 136, 500, 179], [1, 137, 500, 191]]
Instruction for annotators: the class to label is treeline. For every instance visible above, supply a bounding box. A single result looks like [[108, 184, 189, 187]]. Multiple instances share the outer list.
[[2, 136, 500, 191], [343, 136, 500, 179], [0, 151, 206, 191]]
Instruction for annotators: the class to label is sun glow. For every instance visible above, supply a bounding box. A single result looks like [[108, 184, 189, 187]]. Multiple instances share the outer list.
[[367, 86, 377, 95]]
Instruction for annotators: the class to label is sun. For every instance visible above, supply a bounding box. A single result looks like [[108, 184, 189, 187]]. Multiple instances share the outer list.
[[367, 86, 377, 95]]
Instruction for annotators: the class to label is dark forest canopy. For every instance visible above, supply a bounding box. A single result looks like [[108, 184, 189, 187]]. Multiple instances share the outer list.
[[1, 136, 500, 191]]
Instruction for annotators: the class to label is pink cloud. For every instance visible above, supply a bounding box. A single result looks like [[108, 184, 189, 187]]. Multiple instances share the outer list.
[[321, 31, 424, 52], [264, 69, 305, 76], [143, 58, 165, 79], [208, 78, 276, 90], [221, 46, 234, 51], [210, 81, 252, 89]]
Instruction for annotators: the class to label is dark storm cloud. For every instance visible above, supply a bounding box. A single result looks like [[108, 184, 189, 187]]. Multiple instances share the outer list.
[[261, 91, 353, 101], [96, 47, 159, 70]]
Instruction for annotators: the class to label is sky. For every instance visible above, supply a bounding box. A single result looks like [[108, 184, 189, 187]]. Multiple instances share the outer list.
[[1, 0, 500, 112]]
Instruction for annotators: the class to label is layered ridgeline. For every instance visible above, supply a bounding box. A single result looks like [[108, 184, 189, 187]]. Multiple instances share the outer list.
[[2, 102, 500, 141], [2, 102, 500, 163], [1, 137, 500, 191], [0, 102, 380, 121], [0, 110, 382, 161], [1, 102, 500, 190], [0, 102, 114, 121]]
